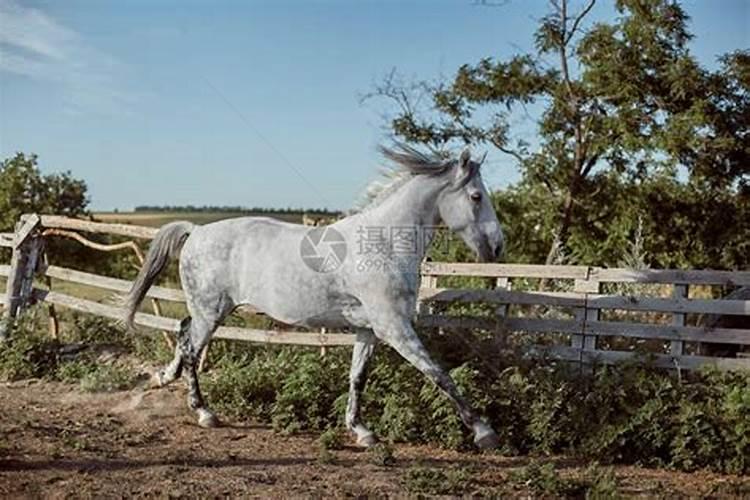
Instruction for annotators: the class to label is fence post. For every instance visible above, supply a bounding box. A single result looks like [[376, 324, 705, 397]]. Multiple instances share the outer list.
[[40, 251, 60, 338], [494, 277, 510, 348], [671, 284, 688, 357], [0, 214, 41, 340], [417, 274, 438, 316], [572, 268, 600, 360]]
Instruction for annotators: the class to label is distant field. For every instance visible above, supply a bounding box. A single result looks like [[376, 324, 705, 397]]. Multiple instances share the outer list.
[[93, 211, 304, 227]]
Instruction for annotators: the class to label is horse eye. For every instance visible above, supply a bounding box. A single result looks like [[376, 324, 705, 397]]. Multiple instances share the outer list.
[[470, 192, 482, 202]]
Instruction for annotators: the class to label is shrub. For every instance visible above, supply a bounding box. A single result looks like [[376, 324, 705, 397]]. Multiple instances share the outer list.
[[318, 427, 344, 451], [0, 310, 61, 380], [78, 363, 136, 392], [271, 350, 349, 432], [368, 442, 396, 466], [402, 465, 472, 496]]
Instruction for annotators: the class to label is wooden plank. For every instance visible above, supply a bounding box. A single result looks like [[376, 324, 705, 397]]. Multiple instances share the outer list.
[[421, 262, 589, 279], [584, 320, 750, 345], [1, 220, 34, 339], [590, 267, 750, 286], [44, 265, 185, 302], [587, 294, 750, 315], [526, 344, 582, 363], [34, 289, 355, 346], [671, 284, 688, 356], [417, 314, 583, 334], [420, 285, 750, 316], [506, 317, 583, 334], [529, 344, 750, 371], [417, 274, 439, 315], [0, 233, 13, 248], [19, 237, 42, 308], [417, 314, 497, 330], [215, 327, 355, 346], [574, 276, 600, 351], [573, 275, 599, 351], [418, 287, 585, 307], [579, 349, 750, 371], [494, 277, 510, 347], [39, 215, 158, 240], [13, 214, 40, 248], [494, 277, 510, 317]]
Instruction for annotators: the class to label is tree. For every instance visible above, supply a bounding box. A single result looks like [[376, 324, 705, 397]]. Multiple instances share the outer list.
[[366, 0, 749, 269], [0, 153, 89, 232]]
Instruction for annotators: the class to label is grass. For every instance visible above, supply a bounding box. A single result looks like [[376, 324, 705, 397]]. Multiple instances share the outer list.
[[57, 361, 137, 392]]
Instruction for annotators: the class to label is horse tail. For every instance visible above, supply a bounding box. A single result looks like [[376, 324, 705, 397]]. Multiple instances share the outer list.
[[124, 221, 194, 330]]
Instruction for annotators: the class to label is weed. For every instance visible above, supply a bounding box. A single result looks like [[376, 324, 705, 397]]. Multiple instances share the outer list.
[[402, 465, 472, 495], [508, 461, 582, 496], [316, 446, 336, 466], [318, 427, 344, 451], [582, 463, 620, 499], [368, 442, 396, 467], [78, 363, 135, 392]]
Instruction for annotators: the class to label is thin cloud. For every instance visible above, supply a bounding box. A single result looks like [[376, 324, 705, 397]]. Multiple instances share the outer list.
[[0, 0, 134, 115]]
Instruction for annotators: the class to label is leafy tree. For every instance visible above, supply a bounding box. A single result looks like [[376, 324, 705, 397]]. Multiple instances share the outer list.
[[0, 153, 89, 232], [366, 0, 749, 269]]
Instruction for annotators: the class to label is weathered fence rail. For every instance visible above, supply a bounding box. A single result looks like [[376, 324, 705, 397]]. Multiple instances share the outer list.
[[1, 214, 749, 371], [420, 261, 750, 371]]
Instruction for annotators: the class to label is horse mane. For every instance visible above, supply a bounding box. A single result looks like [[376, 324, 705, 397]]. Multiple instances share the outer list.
[[351, 143, 477, 213]]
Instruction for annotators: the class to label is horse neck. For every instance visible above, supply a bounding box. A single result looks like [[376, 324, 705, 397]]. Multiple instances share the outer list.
[[366, 175, 443, 225], [353, 175, 446, 260]]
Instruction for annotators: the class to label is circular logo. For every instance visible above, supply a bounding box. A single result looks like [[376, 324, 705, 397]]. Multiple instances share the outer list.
[[300, 226, 347, 273]]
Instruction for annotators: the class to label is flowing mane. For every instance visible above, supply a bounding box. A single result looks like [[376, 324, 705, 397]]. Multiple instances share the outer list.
[[352, 144, 460, 213]]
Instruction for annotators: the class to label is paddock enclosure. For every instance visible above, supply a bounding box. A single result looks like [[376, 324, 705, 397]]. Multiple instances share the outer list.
[[1, 213, 749, 371]]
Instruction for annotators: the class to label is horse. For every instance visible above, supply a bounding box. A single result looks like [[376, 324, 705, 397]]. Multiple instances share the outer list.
[[124, 144, 505, 449]]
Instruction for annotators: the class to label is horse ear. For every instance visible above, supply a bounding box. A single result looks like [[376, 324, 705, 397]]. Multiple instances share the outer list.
[[458, 148, 471, 169]]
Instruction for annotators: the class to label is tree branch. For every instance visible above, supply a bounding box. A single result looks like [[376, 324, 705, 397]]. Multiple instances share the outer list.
[[565, 0, 596, 45]]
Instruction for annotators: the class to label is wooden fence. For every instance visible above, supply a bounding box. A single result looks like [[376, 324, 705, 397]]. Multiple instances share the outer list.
[[1, 214, 749, 371]]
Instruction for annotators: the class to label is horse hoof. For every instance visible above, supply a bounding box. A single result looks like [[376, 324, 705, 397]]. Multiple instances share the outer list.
[[150, 371, 165, 388], [356, 433, 378, 447], [474, 430, 500, 450], [197, 409, 219, 428]]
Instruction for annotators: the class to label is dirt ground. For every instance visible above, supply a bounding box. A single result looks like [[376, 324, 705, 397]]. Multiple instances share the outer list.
[[0, 379, 747, 499]]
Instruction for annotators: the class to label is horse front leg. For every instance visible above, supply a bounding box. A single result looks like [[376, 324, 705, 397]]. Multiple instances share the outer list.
[[151, 342, 183, 388], [372, 315, 499, 449], [346, 329, 378, 446]]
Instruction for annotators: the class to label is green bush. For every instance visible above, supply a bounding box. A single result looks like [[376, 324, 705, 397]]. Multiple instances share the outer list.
[[198, 337, 750, 474], [270, 350, 349, 433], [0, 310, 61, 380], [3, 305, 749, 475]]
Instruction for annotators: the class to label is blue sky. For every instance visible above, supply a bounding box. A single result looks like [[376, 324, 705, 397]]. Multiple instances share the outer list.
[[1, 0, 747, 211]]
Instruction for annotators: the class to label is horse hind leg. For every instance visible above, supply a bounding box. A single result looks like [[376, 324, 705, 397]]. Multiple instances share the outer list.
[[178, 314, 221, 428], [345, 329, 378, 447]]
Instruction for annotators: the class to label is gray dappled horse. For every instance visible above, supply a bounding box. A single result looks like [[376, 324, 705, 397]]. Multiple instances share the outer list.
[[125, 145, 504, 449]]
